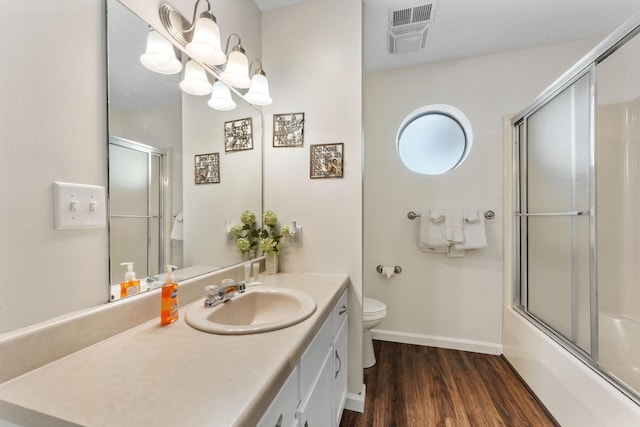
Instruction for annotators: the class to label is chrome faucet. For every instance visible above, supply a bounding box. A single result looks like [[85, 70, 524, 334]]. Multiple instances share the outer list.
[[204, 282, 246, 307]]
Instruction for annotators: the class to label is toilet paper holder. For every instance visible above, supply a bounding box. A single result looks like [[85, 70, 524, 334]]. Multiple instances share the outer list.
[[376, 265, 402, 275]]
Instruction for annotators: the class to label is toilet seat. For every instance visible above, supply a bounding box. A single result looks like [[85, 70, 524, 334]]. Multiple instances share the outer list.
[[364, 297, 387, 320], [363, 297, 387, 368]]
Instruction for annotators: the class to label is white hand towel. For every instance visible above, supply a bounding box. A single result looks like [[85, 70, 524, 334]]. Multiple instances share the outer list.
[[453, 209, 488, 250], [419, 210, 449, 252], [170, 212, 184, 241], [447, 246, 465, 258], [444, 209, 464, 243]]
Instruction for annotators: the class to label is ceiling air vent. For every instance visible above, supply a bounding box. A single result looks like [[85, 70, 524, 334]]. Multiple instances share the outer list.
[[388, 1, 437, 55]]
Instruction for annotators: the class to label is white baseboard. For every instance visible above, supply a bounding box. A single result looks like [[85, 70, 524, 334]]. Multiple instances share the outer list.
[[344, 383, 366, 413], [371, 329, 503, 355]]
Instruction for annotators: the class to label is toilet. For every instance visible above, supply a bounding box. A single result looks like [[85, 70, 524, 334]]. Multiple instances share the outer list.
[[363, 297, 387, 368]]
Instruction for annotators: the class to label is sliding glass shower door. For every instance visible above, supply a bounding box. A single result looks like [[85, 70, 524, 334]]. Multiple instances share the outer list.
[[595, 32, 640, 396], [513, 16, 640, 404], [109, 137, 166, 285], [516, 71, 593, 355]]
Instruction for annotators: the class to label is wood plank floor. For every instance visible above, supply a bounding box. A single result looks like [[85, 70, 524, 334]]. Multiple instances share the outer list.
[[340, 341, 558, 427]]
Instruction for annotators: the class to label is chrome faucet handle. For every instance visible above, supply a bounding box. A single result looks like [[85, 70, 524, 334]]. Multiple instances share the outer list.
[[204, 285, 222, 306], [204, 283, 245, 307]]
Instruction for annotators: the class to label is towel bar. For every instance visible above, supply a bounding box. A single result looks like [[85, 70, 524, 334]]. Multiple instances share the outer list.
[[407, 210, 495, 220]]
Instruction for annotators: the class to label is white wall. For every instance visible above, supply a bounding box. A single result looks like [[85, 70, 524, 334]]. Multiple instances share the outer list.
[[0, 0, 109, 333], [363, 40, 599, 354], [261, 0, 363, 394]]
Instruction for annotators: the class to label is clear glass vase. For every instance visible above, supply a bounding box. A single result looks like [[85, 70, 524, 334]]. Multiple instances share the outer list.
[[242, 248, 257, 261], [265, 253, 278, 274]]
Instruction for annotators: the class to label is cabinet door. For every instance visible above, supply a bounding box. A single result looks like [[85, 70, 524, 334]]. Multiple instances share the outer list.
[[333, 316, 348, 426], [299, 314, 332, 400], [257, 366, 298, 427], [297, 348, 333, 427]]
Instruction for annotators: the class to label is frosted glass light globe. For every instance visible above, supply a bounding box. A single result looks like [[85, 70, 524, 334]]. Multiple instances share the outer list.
[[139, 29, 182, 74], [185, 17, 226, 65]]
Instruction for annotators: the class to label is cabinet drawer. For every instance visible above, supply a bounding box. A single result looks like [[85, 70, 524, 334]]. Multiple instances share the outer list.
[[333, 290, 348, 336], [299, 313, 332, 401]]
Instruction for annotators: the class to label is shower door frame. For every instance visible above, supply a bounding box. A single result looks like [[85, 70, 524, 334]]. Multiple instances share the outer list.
[[511, 13, 640, 406], [108, 136, 169, 283], [512, 65, 597, 363]]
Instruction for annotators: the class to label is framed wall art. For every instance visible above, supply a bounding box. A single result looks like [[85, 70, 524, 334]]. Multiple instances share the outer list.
[[194, 153, 220, 184], [224, 117, 253, 152], [273, 112, 304, 147], [310, 143, 344, 179]]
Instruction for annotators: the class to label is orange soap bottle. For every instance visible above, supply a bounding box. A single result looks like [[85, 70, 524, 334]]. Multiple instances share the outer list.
[[119, 262, 140, 298], [161, 265, 179, 325]]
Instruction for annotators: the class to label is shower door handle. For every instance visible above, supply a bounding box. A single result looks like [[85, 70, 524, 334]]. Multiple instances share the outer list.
[[515, 211, 589, 217]]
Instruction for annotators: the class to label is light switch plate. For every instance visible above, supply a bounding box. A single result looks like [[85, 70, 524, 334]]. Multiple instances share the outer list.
[[53, 182, 106, 229], [290, 225, 303, 247]]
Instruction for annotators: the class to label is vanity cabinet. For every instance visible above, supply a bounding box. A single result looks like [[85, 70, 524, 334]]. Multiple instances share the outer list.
[[257, 290, 348, 427]]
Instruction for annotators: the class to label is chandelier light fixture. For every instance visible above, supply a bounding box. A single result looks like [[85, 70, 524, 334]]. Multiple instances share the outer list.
[[155, 1, 274, 106]]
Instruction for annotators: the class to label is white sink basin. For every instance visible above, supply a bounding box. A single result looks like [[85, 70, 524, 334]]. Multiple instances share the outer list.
[[185, 287, 317, 334]]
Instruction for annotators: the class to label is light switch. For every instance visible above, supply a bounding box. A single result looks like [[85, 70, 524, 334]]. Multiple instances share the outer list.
[[290, 225, 303, 247], [53, 182, 106, 230]]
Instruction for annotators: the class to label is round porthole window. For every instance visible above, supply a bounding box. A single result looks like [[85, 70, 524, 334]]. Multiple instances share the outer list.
[[396, 104, 473, 175]]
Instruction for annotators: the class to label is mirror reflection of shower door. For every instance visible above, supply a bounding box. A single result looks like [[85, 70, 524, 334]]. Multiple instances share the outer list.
[[109, 137, 166, 284], [518, 71, 593, 355]]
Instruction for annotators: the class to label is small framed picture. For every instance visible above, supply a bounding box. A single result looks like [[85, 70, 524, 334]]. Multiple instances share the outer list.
[[224, 117, 253, 152], [273, 112, 304, 147], [194, 153, 220, 184], [310, 143, 344, 179]]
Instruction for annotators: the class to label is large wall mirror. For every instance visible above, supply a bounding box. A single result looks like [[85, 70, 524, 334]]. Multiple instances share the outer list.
[[107, 0, 263, 300]]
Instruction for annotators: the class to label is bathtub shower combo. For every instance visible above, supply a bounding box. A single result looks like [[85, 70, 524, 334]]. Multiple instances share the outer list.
[[512, 14, 640, 404]]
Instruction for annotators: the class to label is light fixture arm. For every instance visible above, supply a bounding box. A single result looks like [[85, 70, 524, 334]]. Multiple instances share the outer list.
[[185, 0, 215, 34], [249, 59, 266, 77], [224, 33, 244, 55], [159, 1, 217, 46]]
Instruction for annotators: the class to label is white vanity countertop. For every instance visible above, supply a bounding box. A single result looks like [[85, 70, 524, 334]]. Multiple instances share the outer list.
[[0, 273, 349, 427]]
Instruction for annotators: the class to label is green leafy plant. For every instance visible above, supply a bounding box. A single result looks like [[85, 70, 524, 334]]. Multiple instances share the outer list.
[[259, 210, 288, 255], [231, 210, 288, 256], [230, 210, 261, 256]]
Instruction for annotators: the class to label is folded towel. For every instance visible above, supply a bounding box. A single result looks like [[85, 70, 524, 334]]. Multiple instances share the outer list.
[[453, 209, 488, 250], [170, 212, 184, 241], [429, 209, 445, 222], [444, 210, 464, 243], [447, 246, 465, 258], [419, 210, 449, 252]]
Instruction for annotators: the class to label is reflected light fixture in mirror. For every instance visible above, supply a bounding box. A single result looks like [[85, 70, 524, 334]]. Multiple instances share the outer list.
[[220, 34, 251, 89], [179, 60, 213, 96], [139, 28, 182, 74], [159, 1, 273, 105], [245, 60, 272, 106], [208, 81, 236, 111], [159, 1, 226, 65]]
